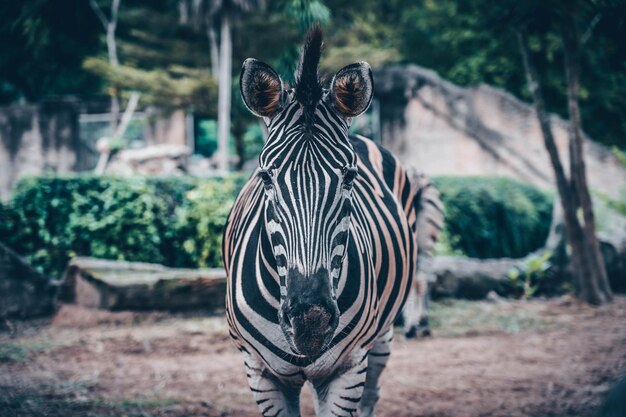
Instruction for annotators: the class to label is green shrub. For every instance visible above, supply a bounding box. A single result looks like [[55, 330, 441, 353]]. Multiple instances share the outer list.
[[0, 175, 244, 278], [174, 176, 247, 268], [67, 178, 168, 264], [507, 250, 554, 298], [3, 176, 97, 277], [434, 176, 553, 258]]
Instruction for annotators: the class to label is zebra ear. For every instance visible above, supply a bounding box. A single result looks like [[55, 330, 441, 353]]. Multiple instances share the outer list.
[[240, 58, 285, 118], [328, 62, 374, 118]]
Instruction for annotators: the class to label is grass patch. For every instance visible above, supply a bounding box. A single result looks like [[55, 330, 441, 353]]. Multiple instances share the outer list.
[[0, 343, 30, 363], [0, 340, 54, 363], [104, 397, 178, 410], [0, 390, 178, 417], [428, 299, 551, 337]]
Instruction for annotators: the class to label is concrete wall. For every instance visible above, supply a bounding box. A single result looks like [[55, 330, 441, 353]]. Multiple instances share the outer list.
[[0, 99, 81, 200], [0, 101, 191, 199], [374, 65, 626, 199]]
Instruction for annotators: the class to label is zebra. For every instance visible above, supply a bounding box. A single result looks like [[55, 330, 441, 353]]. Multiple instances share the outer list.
[[400, 171, 444, 339], [224, 26, 423, 417]]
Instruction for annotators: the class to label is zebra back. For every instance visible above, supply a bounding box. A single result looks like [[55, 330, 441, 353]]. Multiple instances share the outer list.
[[410, 170, 444, 279]]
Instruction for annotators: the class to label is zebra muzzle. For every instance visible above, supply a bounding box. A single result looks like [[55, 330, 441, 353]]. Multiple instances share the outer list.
[[281, 268, 339, 357], [289, 304, 337, 357]]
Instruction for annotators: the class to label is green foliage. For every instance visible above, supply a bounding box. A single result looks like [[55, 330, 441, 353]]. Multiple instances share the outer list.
[[321, 0, 626, 150], [195, 118, 264, 161], [507, 250, 553, 299], [434, 228, 465, 257], [242, 122, 265, 162], [284, 0, 331, 32], [82, 57, 217, 114], [0, 175, 243, 278], [4, 176, 96, 278], [67, 179, 168, 264], [434, 176, 553, 258], [321, 17, 400, 71], [174, 176, 247, 268], [195, 119, 219, 157], [0, 0, 102, 103]]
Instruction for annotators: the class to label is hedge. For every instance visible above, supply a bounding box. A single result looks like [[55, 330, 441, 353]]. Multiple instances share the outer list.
[[0, 175, 245, 279], [0, 175, 553, 279], [433, 176, 553, 259]]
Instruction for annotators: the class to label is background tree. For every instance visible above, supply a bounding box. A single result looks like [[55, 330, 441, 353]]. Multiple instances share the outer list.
[[88, 0, 122, 130], [0, 0, 101, 103], [190, 0, 264, 173], [514, 1, 613, 304], [83, 2, 218, 114]]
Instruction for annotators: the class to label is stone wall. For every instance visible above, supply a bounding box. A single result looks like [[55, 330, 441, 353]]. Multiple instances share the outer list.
[[0, 99, 81, 200], [374, 65, 626, 199], [0, 101, 192, 199]]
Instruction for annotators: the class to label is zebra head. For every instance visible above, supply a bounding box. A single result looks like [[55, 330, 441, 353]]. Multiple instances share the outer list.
[[240, 26, 373, 358]]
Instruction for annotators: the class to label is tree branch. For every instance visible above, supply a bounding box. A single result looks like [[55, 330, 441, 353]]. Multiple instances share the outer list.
[[88, 0, 109, 31], [516, 30, 570, 194], [110, 0, 120, 32], [581, 13, 602, 45]]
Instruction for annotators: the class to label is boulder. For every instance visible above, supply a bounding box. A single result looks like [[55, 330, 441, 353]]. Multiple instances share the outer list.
[[106, 144, 190, 176], [430, 256, 518, 299], [0, 242, 59, 318], [61, 257, 227, 312]]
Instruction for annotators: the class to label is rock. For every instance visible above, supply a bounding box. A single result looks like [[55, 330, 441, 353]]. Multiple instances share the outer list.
[[486, 290, 506, 304], [106, 144, 191, 176], [60, 257, 227, 312], [599, 237, 626, 294], [431, 256, 518, 300], [0, 242, 59, 318]]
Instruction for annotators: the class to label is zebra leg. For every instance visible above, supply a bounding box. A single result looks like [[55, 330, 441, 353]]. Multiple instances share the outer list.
[[401, 279, 420, 338], [403, 278, 431, 338], [358, 328, 393, 417], [310, 353, 369, 417], [244, 354, 303, 417], [419, 280, 432, 337]]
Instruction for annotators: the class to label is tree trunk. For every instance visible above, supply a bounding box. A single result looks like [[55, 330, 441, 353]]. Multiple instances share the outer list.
[[216, 11, 232, 173], [207, 21, 220, 82], [560, 14, 612, 304], [107, 0, 120, 131], [95, 92, 140, 175], [516, 30, 610, 305], [89, 0, 121, 132], [233, 118, 246, 171], [178, 0, 189, 24]]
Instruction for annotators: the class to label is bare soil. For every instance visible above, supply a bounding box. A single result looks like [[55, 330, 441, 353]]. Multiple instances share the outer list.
[[1, 296, 625, 417]]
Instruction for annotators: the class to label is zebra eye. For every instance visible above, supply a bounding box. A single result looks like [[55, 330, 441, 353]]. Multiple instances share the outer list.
[[342, 165, 358, 189], [258, 169, 273, 189]]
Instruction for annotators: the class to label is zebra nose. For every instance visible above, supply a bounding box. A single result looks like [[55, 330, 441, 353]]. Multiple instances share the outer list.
[[291, 305, 332, 333], [286, 303, 338, 357]]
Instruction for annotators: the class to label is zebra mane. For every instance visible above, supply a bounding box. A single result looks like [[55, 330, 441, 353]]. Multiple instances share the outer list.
[[295, 25, 323, 119]]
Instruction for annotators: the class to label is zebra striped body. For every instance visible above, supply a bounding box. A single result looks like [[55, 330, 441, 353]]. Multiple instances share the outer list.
[[224, 27, 421, 416], [401, 172, 444, 338], [224, 136, 418, 415]]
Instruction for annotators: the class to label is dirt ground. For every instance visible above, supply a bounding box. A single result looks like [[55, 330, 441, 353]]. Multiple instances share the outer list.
[[1, 296, 625, 417]]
